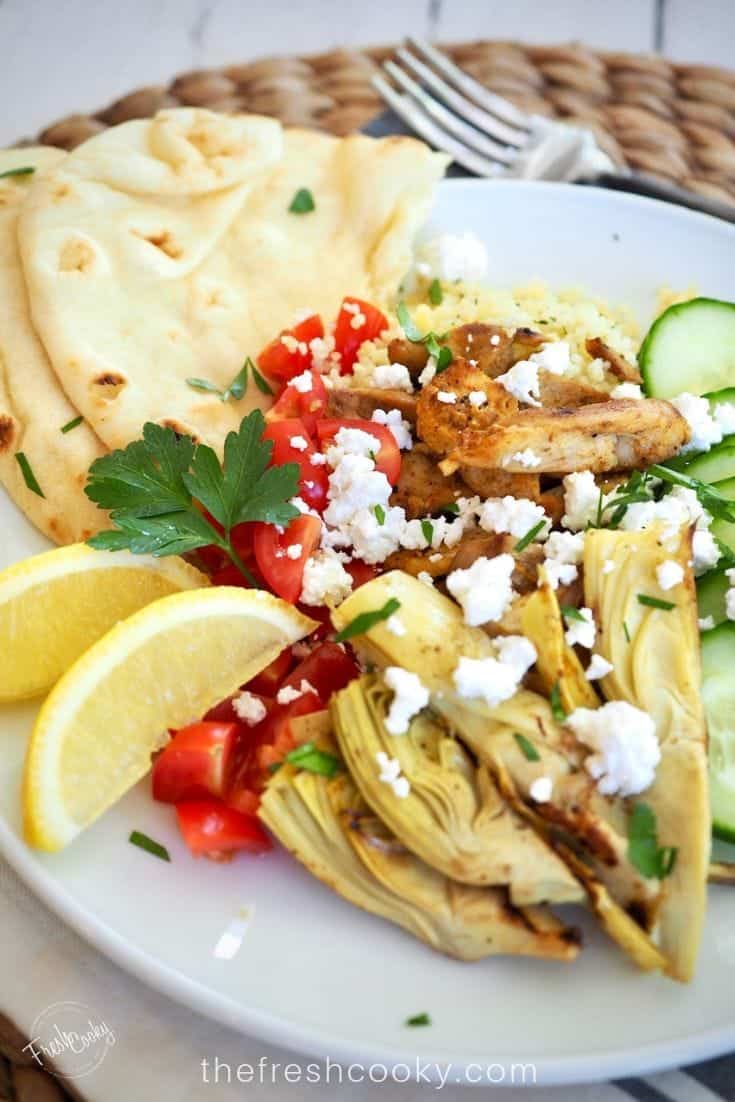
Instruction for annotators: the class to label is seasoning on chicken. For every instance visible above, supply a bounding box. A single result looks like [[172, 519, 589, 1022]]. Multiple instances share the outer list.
[[326, 386, 417, 424], [586, 337, 643, 385], [416, 359, 518, 456]]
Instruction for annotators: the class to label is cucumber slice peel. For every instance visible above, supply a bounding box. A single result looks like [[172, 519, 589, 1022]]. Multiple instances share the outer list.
[[709, 476, 735, 555], [684, 439, 735, 483], [697, 568, 731, 628], [702, 622, 735, 841], [640, 297, 735, 399]]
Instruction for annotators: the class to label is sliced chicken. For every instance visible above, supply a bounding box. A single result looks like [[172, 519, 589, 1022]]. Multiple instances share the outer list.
[[450, 399, 691, 475], [386, 532, 545, 595], [459, 464, 540, 502], [538, 372, 610, 409], [387, 337, 429, 379], [326, 386, 417, 424], [391, 444, 464, 519], [446, 323, 516, 377], [586, 337, 643, 385], [416, 359, 518, 456]]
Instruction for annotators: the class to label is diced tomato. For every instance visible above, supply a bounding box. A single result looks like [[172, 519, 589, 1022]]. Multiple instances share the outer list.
[[226, 690, 322, 814], [315, 417, 401, 485], [152, 722, 239, 804], [209, 562, 265, 589], [333, 298, 389, 375], [345, 558, 378, 590], [257, 314, 324, 384], [263, 418, 329, 512], [281, 641, 359, 704], [252, 514, 322, 604], [296, 600, 332, 640], [175, 799, 272, 857], [266, 370, 327, 436], [244, 649, 294, 697]]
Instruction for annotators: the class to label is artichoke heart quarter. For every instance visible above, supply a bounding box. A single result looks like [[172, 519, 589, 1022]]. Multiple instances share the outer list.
[[331, 674, 584, 906], [258, 752, 580, 962]]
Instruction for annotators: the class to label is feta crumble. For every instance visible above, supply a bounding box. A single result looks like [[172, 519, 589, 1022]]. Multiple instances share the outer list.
[[386, 615, 406, 636], [507, 447, 541, 469], [563, 606, 596, 650], [286, 543, 303, 560], [384, 667, 430, 735], [289, 435, 309, 452], [698, 615, 715, 632], [290, 370, 313, 393], [713, 401, 735, 435], [446, 554, 515, 626], [562, 471, 601, 531], [543, 530, 585, 590], [477, 496, 549, 541], [529, 776, 553, 803], [611, 382, 644, 400], [376, 751, 410, 799], [417, 232, 488, 282], [437, 391, 457, 404], [585, 653, 614, 681], [325, 426, 382, 467], [371, 364, 413, 392], [671, 392, 723, 454], [371, 408, 413, 450], [233, 691, 267, 726], [566, 701, 660, 797], [656, 560, 684, 591], [468, 390, 487, 408], [300, 548, 353, 607], [453, 636, 537, 708], [418, 358, 437, 386], [276, 679, 317, 705], [417, 571, 434, 587], [496, 359, 541, 407]]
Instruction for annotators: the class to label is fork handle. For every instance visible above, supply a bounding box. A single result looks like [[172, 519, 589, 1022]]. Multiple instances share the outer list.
[[591, 171, 735, 225]]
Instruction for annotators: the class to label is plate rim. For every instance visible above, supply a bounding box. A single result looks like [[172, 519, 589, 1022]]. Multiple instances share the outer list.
[[2, 177, 735, 1085]]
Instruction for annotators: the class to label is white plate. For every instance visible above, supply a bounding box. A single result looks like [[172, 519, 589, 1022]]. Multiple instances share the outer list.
[[3, 179, 735, 1087]]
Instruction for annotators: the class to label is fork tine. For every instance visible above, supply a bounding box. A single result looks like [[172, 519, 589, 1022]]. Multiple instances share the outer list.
[[396, 46, 528, 149], [406, 37, 532, 132], [384, 61, 516, 166], [371, 73, 504, 178]]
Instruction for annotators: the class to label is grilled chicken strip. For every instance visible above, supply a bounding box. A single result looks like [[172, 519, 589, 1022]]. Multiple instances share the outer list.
[[391, 444, 465, 518], [586, 337, 643, 385], [450, 399, 691, 475], [538, 372, 610, 409], [326, 386, 417, 423], [416, 359, 518, 455]]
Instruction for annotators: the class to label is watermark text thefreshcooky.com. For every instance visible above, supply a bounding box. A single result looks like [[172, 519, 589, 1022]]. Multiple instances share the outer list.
[[201, 1055, 537, 1088]]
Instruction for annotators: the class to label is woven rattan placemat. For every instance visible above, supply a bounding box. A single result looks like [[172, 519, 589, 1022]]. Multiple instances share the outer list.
[[30, 40, 735, 206], [5, 35, 735, 1102]]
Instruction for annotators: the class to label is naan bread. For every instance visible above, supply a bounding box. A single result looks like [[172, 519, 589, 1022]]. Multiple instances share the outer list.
[[20, 109, 447, 454], [0, 148, 107, 544]]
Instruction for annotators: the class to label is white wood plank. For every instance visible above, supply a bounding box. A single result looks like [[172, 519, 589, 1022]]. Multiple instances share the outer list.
[[433, 0, 657, 52], [663, 0, 735, 65]]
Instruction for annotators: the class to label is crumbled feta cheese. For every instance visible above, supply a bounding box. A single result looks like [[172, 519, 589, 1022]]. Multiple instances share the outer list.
[[233, 691, 267, 726], [300, 549, 353, 607], [698, 615, 715, 632], [386, 615, 406, 636], [671, 392, 723, 454], [276, 679, 316, 705], [602, 559, 616, 575], [692, 529, 720, 575], [310, 452, 327, 466], [290, 370, 313, 393], [656, 559, 684, 591], [371, 408, 413, 450], [345, 504, 407, 564], [417, 232, 488, 282], [611, 382, 644, 400], [289, 435, 309, 452], [532, 341, 572, 376], [529, 776, 553, 803], [468, 390, 487, 408], [349, 311, 366, 330], [342, 301, 360, 315], [507, 447, 541, 469], [383, 667, 430, 735], [453, 636, 537, 708], [323, 454, 392, 528], [564, 606, 596, 650], [585, 653, 614, 681], [418, 358, 437, 386], [446, 554, 515, 626], [325, 426, 382, 467], [477, 496, 549, 541], [542, 529, 583, 590], [562, 471, 601, 531], [713, 401, 735, 435], [417, 571, 434, 587], [376, 751, 410, 798], [544, 561, 578, 590], [290, 495, 319, 517], [437, 391, 457, 404], [371, 364, 413, 392], [566, 701, 660, 797], [496, 359, 541, 407], [281, 334, 308, 355], [286, 543, 303, 560], [490, 334, 501, 346]]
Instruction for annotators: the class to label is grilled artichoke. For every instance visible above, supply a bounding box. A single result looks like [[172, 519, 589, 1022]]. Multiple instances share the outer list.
[[584, 525, 710, 982], [331, 674, 584, 905], [258, 733, 580, 962]]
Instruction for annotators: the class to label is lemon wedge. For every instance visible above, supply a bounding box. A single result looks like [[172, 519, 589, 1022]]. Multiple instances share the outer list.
[[0, 544, 208, 703], [23, 587, 317, 851]]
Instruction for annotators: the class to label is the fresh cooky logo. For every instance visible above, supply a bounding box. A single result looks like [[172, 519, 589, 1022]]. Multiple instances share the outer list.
[[23, 1001, 116, 1080]]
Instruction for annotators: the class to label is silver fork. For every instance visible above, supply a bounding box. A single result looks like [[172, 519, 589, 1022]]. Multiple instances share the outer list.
[[373, 38, 735, 222]]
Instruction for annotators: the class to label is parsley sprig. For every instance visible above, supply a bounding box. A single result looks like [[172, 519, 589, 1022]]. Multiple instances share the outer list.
[[85, 411, 300, 586], [186, 358, 272, 402], [651, 463, 735, 525], [396, 302, 452, 374], [627, 803, 677, 880], [589, 470, 654, 530]]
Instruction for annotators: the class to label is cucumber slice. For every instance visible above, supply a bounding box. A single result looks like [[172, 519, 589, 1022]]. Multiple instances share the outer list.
[[702, 622, 735, 841], [684, 438, 735, 483], [697, 568, 731, 627], [640, 297, 735, 399], [709, 476, 735, 554]]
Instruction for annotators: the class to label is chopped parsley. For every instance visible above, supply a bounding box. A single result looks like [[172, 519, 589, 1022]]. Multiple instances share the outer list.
[[637, 593, 675, 611], [550, 681, 567, 723], [514, 520, 546, 552], [623, 620, 631, 643], [15, 452, 44, 498], [560, 605, 586, 622], [405, 1012, 431, 1027], [335, 597, 401, 642], [627, 803, 678, 880], [514, 732, 540, 762], [129, 830, 170, 862], [651, 463, 735, 526], [0, 165, 35, 180], [373, 504, 386, 526], [186, 359, 272, 402], [396, 302, 452, 373], [437, 501, 460, 516], [60, 415, 84, 434], [289, 188, 315, 214], [285, 742, 341, 778], [421, 519, 434, 545], [85, 411, 300, 587], [428, 278, 443, 306]]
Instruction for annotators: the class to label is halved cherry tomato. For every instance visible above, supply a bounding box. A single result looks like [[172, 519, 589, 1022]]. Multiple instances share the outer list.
[[243, 649, 294, 697], [315, 417, 401, 485], [253, 514, 322, 603], [209, 562, 265, 589], [266, 370, 328, 436], [333, 298, 389, 374], [175, 799, 272, 857], [257, 314, 324, 384], [152, 722, 238, 804], [281, 642, 359, 703], [345, 559, 378, 590], [263, 418, 329, 512]]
